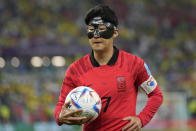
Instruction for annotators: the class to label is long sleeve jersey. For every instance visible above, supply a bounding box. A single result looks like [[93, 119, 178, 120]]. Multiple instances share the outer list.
[[55, 47, 163, 131]]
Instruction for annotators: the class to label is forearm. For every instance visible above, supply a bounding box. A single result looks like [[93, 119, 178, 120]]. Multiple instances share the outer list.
[[137, 86, 163, 127]]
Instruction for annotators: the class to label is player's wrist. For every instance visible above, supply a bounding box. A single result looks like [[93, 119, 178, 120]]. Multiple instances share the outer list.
[[136, 115, 143, 127], [137, 116, 142, 128]]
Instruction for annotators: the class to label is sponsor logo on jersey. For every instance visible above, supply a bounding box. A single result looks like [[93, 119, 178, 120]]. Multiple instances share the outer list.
[[140, 75, 157, 94], [116, 76, 126, 92]]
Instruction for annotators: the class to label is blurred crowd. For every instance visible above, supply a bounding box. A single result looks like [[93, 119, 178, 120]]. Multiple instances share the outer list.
[[0, 0, 196, 126], [0, 70, 64, 124]]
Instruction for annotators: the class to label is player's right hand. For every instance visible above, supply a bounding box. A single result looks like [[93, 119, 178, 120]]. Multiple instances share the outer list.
[[58, 102, 88, 125]]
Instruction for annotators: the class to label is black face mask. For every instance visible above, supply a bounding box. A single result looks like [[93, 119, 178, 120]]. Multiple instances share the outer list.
[[87, 17, 115, 39]]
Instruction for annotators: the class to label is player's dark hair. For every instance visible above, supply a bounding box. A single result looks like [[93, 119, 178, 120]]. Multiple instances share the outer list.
[[85, 5, 118, 27]]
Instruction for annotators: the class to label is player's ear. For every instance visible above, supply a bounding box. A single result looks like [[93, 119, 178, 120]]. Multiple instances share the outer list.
[[113, 29, 119, 38]]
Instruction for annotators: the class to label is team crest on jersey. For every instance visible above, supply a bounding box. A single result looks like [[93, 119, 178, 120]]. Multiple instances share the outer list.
[[140, 75, 157, 94], [116, 76, 126, 92]]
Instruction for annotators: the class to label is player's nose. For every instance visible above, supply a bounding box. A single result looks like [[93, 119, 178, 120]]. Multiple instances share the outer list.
[[93, 34, 100, 38], [93, 30, 100, 38]]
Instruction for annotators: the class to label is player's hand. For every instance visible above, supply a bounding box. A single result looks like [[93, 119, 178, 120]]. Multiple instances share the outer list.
[[58, 102, 89, 125], [122, 116, 142, 131]]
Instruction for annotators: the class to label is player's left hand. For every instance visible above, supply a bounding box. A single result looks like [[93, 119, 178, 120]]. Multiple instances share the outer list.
[[122, 116, 142, 131]]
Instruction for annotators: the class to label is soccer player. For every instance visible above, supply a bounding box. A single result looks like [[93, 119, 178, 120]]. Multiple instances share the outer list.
[[55, 5, 163, 131]]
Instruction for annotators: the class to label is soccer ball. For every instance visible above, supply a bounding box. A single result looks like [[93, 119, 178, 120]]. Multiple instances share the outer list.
[[65, 86, 102, 123]]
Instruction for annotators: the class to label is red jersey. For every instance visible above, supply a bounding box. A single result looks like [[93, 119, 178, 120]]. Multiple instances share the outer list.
[[55, 47, 163, 131]]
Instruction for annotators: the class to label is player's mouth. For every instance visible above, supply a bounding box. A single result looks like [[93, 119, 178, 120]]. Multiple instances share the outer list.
[[93, 41, 102, 44]]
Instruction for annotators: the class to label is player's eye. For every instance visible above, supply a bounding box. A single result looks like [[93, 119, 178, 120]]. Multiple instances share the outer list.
[[87, 26, 95, 32], [98, 25, 106, 31]]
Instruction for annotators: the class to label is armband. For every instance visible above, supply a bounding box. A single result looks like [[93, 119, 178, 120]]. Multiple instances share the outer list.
[[140, 75, 157, 94]]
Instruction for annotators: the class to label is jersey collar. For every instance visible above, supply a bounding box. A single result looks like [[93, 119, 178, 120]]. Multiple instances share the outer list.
[[90, 46, 119, 67]]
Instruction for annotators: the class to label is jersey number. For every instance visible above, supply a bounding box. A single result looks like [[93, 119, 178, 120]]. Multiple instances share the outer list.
[[101, 97, 111, 112]]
